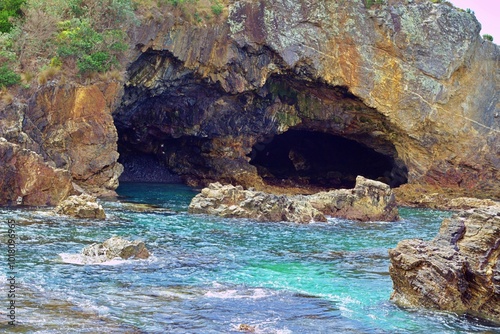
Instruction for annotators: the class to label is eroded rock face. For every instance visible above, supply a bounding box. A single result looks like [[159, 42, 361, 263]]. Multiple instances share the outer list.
[[188, 176, 398, 222], [0, 138, 73, 206], [1, 0, 498, 205], [81, 236, 150, 263], [0, 82, 122, 205], [389, 206, 500, 324], [55, 194, 106, 219], [116, 0, 500, 199]]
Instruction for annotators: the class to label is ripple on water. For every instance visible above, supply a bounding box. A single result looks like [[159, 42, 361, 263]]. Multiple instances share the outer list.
[[2, 185, 499, 333]]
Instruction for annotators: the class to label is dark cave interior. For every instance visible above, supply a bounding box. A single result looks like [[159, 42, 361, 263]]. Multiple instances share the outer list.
[[248, 130, 408, 189]]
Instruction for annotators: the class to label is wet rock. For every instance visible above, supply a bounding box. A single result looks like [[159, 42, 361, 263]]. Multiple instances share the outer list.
[[55, 194, 106, 219], [389, 206, 500, 324], [188, 182, 326, 223], [81, 236, 150, 262], [237, 324, 256, 332], [188, 176, 398, 223], [309, 176, 399, 222]]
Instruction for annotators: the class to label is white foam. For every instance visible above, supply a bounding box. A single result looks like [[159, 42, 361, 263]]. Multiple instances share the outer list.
[[58, 253, 157, 266], [204, 287, 274, 300]]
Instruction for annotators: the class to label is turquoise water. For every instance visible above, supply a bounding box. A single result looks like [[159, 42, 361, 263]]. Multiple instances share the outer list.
[[1, 183, 499, 333]]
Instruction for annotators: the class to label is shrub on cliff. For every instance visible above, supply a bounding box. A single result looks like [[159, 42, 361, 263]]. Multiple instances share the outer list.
[[483, 34, 494, 42], [0, 0, 25, 33], [0, 65, 20, 87], [56, 19, 127, 74]]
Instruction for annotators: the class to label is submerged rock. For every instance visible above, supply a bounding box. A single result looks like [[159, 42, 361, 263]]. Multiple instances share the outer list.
[[81, 236, 150, 263], [389, 205, 500, 324], [188, 176, 398, 223], [55, 194, 106, 219]]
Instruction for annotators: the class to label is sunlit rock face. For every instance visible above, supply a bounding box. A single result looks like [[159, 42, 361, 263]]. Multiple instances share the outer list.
[[1, 0, 498, 205], [115, 0, 499, 198], [0, 83, 122, 204], [389, 205, 500, 324]]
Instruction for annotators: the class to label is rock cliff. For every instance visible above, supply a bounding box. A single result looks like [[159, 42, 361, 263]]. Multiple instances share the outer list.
[[1, 82, 122, 204], [115, 0, 500, 199], [389, 205, 500, 324], [1, 0, 499, 205]]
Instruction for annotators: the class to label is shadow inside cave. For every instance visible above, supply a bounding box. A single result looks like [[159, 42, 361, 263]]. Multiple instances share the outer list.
[[248, 130, 408, 189]]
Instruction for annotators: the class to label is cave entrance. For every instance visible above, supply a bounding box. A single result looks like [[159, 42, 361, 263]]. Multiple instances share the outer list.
[[248, 130, 407, 190]]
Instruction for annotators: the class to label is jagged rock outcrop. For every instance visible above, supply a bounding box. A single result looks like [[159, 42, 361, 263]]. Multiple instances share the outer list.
[[389, 205, 500, 324], [55, 194, 106, 219], [115, 0, 500, 200], [81, 236, 150, 263], [0, 138, 73, 206], [188, 176, 398, 222], [0, 82, 122, 205]]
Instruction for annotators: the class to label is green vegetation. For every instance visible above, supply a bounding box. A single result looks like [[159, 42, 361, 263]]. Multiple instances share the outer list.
[[56, 19, 127, 74], [210, 1, 223, 16], [365, 0, 384, 9], [0, 0, 136, 88], [483, 34, 494, 42], [0, 0, 25, 33], [0, 0, 227, 89], [0, 64, 21, 87]]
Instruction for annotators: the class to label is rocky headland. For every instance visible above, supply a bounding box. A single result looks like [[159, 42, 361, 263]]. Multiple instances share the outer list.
[[0, 0, 499, 207], [389, 205, 500, 324]]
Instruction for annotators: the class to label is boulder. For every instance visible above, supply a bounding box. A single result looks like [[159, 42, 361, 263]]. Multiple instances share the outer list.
[[188, 176, 398, 223], [81, 236, 150, 263], [55, 194, 106, 219], [389, 205, 500, 324], [188, 182, 326, 223]]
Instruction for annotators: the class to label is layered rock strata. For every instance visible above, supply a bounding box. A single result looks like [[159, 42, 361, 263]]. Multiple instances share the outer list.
[[1, 83, 122, 205], [188, 176, 398, 223], [389, 205, 500, 324], [116, 0, 500, 199]]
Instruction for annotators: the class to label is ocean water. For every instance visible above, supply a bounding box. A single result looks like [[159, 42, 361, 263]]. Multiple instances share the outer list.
[[0, 183, 499, 333]]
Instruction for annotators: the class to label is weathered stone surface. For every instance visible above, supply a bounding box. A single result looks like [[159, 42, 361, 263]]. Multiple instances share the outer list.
[[310, 176, 399, 221], [395, 184, 500, 210], [0, 82, 122, 205], [55, 194, 106, 219], [0, 138, 73, 206], [389, 206, 500, 324], [81, 236, 150, 263], [189, 182, 326, 223], [115, 0, 500, 200], [188, 176, 398, 223]]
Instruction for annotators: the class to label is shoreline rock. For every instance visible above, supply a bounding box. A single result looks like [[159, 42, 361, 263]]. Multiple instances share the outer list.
[[188, 176, 398, 223], [81, 236, 150, 263], [394, 184, 500, 210], [55, 194, 106, 219], [389, 205, 500, 324]]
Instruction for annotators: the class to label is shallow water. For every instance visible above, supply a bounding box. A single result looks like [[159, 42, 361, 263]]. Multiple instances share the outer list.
[[0, 183, 499, 333]]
